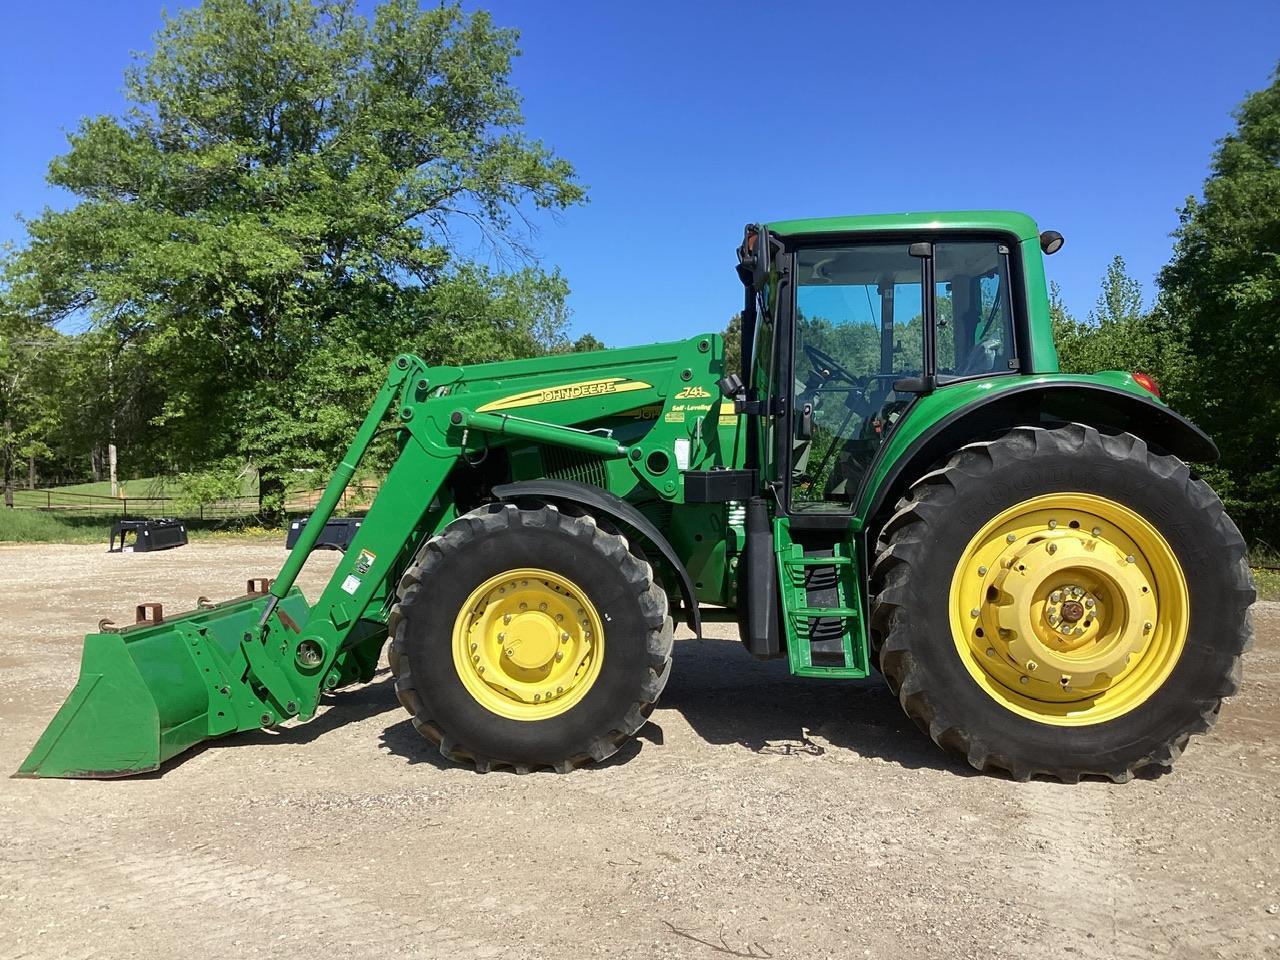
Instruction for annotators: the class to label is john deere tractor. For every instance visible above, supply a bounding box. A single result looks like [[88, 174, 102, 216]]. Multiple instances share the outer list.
[[18, 211, 1253, 783]]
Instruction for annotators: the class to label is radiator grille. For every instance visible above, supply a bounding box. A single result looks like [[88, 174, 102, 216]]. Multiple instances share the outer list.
[[541, 447, 608, 488]]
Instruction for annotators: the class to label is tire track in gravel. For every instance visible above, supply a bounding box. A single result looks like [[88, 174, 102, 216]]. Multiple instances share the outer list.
[[1007, 782, 1153, 960], [0, 814, 513, 960], [1007, 782, 1276, 960]]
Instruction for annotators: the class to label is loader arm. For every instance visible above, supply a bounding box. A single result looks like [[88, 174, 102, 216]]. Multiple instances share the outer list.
[[20, 335, 731, 778]]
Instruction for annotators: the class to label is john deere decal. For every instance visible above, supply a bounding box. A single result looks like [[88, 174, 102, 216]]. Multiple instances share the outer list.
[[477, 378, 653, 413]]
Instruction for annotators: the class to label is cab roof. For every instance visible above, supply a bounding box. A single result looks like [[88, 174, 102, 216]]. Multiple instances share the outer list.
[[765, 210, 1041, 242]]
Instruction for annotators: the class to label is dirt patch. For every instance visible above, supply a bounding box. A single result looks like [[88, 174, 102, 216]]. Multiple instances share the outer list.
[[1, 543, 1277, 959]]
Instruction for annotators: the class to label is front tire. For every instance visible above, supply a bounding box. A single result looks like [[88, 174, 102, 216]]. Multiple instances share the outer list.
[[389, 502, 673, 773], [870, 423, 1253, 782]]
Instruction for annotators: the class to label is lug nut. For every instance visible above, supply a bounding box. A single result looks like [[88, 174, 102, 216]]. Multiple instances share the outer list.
[[540, 603, 548, 611], [1019, 676, 1029, 685], [1092, 527, 1102, 537], [519, 602, 527, 610], [556, 614, 564, 622], [986, 647, 996, 657], [533, 694, 541, 702], [560, 632, 570, 642], [1047, 543, 1058, 555], [1143, 621, 1153, 633], [1006, 533, 1017, 543], [470, 643, 477, 652], [555, 652, 564, 662], [1026, 660, 1038, 671], [970, 608, 980, 618], [1048, 519, 1058, 529], [1085, 598, 1095, 608], [498, 632, 506, 641], [1051, 591, 1062, 602], [977, 565, 988, 576], [1126, 555, 1136, 564]]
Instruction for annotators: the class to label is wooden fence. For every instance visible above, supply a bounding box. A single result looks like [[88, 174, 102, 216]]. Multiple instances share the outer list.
[[7, 483, 380, 519]]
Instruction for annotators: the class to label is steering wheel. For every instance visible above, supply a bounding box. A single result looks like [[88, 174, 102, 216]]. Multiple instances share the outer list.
[[803, 343, 860, 385]]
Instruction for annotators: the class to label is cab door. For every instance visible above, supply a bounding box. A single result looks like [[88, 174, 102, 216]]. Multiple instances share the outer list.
[[783, 241, 927, 516]]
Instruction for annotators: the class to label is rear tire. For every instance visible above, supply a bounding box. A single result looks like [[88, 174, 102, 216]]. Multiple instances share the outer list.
[[389, 502, 673, 773], [870, 423, 1253, 782]]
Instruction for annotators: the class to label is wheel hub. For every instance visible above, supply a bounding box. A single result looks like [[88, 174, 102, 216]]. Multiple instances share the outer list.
[[451, 568, 603, 721], [505, 613, 559, 669], [1058, 598, 1084, 623], [985, 531, 1156, 691], [949, 493, 1189, 726]]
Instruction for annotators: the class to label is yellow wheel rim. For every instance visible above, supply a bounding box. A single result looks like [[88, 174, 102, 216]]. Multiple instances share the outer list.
[[452, 568, 604, 721], [948, 493, 1188, 725]]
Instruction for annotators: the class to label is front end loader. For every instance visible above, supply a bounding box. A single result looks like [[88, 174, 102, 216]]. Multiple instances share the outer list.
[[19, 210, 1254, 783]]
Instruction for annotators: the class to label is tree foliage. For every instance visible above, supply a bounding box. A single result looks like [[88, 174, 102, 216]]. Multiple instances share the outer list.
[[2, 0, 585, 513], [0, 311, 56, 504], [1052, 260, 1191, 406], [1158, 63, 1280, 542]]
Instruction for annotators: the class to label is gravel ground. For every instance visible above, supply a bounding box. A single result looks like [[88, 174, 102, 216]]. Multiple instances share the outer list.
[[0, 542, 1276, 960]]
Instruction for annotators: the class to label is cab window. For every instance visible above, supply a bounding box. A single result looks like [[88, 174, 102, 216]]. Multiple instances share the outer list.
[[934, 241, 1016, 379], [791, 243, 923, 509]]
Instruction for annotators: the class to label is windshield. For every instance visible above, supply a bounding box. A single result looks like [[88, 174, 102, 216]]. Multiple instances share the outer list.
[[788, 239, 1017, 511]]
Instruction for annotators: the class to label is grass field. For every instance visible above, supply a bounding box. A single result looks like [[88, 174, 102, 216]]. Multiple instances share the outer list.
[[0, 509, 279, 545]]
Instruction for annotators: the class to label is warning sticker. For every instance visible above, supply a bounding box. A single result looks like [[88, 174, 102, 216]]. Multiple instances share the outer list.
[[354, 549, 376, 575], [340, 575, 361, 595]]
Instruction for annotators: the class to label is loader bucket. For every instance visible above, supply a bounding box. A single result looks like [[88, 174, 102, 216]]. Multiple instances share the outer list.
[[15, 587, 313, 779]]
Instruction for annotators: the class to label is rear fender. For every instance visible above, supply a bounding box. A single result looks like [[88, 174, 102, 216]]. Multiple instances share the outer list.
[[491, 480, 701, 637], [860, 380, 1218, 539]]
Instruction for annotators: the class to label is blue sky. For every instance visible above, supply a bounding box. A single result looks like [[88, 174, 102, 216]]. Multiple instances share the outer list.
[[2, 1, 1278, 346]]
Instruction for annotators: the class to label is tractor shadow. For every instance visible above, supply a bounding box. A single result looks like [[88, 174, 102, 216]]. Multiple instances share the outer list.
[[375, 634, 976, 778], [139, 671, 403, 777], [656, 635, 978, 777]]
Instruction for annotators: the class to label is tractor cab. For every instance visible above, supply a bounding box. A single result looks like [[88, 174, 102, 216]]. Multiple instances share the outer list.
[[734, 214, 1027, 520]]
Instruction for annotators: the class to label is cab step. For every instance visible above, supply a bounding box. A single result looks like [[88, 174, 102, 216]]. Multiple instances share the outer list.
[[774, 518, 869, 678]]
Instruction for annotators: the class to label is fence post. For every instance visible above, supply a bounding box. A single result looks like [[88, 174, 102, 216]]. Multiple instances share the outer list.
[[123, 498, 127, 519]]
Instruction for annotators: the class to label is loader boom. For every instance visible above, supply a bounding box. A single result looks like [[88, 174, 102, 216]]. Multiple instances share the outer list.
[[20, 336, 735, 777]]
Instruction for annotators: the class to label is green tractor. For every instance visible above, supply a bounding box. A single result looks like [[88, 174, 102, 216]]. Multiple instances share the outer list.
[[18, 210, 1254, 783]]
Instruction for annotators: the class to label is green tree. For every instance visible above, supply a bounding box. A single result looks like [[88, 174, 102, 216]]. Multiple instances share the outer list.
[[571, 333, 606, 353], [1051, 260, 1189, 404], [1159, 63, 1280, 542], [723, 313, 742, 375], [1090, 254, 1145, 327], [0, 309, 58, 505], [3, 0, 585, 516]]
